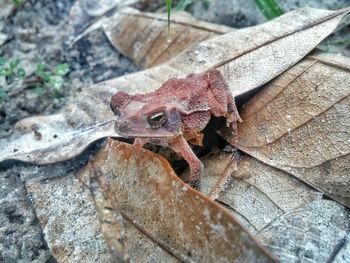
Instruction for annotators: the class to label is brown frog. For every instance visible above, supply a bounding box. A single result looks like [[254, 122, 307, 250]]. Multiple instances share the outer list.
[[110, 69, 241, 190]]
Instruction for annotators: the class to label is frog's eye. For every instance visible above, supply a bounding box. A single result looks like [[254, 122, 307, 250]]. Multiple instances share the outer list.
[[147, 111, 166, 128]]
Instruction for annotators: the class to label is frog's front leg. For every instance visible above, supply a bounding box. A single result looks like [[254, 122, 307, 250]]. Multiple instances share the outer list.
[[167, 135, 203, 190]]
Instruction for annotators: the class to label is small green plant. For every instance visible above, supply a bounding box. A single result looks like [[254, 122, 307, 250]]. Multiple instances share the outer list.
[[254, 0, 283, 20], [0, 57, 26, 79], [34, 63, 69, 97], [175, 0, 209, 11], [35, 63, 69, 89], [0, 56, 70, 102], [0, 88, 7, 103], [165, 0, 173, 28], [12, 0, 23, 7], [166, 0, 210, 27], [0, 57, 25, 105], [175, 0, 193, 11]]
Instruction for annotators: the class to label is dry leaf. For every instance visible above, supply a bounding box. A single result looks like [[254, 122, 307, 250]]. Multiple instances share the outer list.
[[180, 144, 349, 262], [103, 8, 233, 68], [26, 174, 111, 262], [256, 200, 350, 262], [1, 7, 349, 165], [79, 139, 276, 262], [181, 151, 322, 233], [234, 51, 350, 207], [86, 164, 129, 263]]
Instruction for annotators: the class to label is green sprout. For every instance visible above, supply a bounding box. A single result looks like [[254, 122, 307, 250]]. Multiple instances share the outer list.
[[166, 0, 210, 27], [0, 57, 26, 79], [165, 0, 173, 28], [254, 0, 283, 20], [0, 57, 70, 101], [12, 0, 23, 7], [34, 63, 69, 97], [175, 0, 194, 11], [0, 88, 7, 103]]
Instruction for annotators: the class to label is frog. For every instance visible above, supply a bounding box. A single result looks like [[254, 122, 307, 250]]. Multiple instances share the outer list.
[[110, 69, 241, 190]]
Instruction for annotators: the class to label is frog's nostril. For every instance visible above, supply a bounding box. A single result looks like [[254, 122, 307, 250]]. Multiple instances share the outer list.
[[116, 121, 129, 133]]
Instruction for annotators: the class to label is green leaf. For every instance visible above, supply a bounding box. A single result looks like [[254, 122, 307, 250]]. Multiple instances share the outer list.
[[35, 64, 51, 82], [10, 58, 20, 69], [0, 68, 7, 77], [48, 75, 64, 89], [165, 0, 173, 28], [175, 0, 194, 11], [16, 68, 26, 78], [0, 89, 7, 102], [54, 63, 69, 76], [35, 63, 45, 75], [254, 0, 283, 20], [0, 67, 12, 77], [12, 0, 23, 6], [53, 89, 63, 99], [32, 86, 47, 96], [202, 0, 210, 8], [0, 57, 7, 66]]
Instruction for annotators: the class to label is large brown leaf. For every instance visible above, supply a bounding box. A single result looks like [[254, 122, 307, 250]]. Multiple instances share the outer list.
[[234, 51, 350, 207], [79, 139, 276, 262], [102, 7, 233, 68], [1, 7, 349, 164]]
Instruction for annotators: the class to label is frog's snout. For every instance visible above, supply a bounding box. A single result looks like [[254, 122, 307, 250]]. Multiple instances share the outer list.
[[115, 120, 130, 134]]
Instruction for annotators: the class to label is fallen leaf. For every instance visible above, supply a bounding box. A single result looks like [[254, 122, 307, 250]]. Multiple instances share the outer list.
[[102, 7, 233, 68], [79, 139, 276, 262], [1, 7, 349, 165], [256, 200, 350, 263], [234, 51, 350, 207], [26, 174, 111, 262], [181, 151, 322, 234], [87, 163, 129, 262], [68, 0, 137, 34], [180, 145, 349, 262]]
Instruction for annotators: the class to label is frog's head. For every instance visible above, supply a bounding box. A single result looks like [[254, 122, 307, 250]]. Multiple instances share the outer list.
[[110, 91, 182, 138]]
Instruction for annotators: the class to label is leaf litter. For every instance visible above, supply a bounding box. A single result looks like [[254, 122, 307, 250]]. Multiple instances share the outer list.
[[2, 6, 350, 263]]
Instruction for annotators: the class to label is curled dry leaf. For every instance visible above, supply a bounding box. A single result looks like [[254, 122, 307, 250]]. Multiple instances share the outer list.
[[234, 51, 350, 208], [79, 139, 276, 262], [1, 7, 349, 165]]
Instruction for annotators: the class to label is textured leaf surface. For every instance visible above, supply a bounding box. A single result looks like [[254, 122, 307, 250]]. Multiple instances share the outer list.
[[103, 7, 233, 68], [234, 52, 350, 207]]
